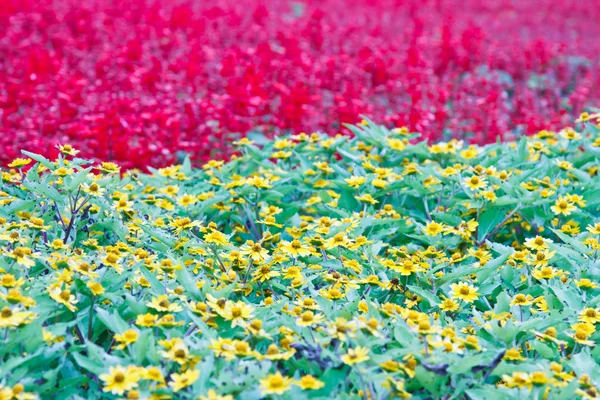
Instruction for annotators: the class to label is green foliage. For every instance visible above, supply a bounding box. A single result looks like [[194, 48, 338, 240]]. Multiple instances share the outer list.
[[1, 121, 600, 398]]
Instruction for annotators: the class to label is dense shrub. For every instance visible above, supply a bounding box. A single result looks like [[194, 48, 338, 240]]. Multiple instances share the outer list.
[[1, 0, 600, 168], [2, 116, 600, 398]]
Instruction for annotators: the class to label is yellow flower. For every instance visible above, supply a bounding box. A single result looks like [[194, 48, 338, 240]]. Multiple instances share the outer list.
[[169, 369, 200, 393], [576, 111, 600, 123], [449, 282, 479, 303], [110, 328, 138, 351], [510, 294, 534, 306], [0, 306, 36, 328], [344, 176, 366, 188], [386, 137, 406, 151], [169, 216, 201, 234], [341, 346, 370, 365], [160, 338, 192, 364], [481, 190, 497, 202], [423, 221, 444, 236], [280, 240, 311, 257], [57, 144, 80, 156], [550, 196, 577, 216], [222, 302, 254, 327], [395, 260, 422, 276], [252, 265, 280, 283], [204, 229, 231, 246], [524, 235, 552, 251], [97, 162, 121, 174], [576, 279, 599, 290], [52, 166, 74, 177], [47, 283, 78, 312], [198, 389, 234, 400], [501, 372, 532, 389], [555, 160, 573, 170], [99, 365, 140, 395], [503, 348, 525, 361], [260, 372, 293, 395], [27, 217, 52, 231], [460, 146, 479, 159], [355, 193, 379, 205], [587, 223, 600, 235], [320, 286, 346, 300], [323, 233, 349, 249], [295, 375, 325, 390], [146, 295, 183, 312], [531, 267, 556, 280], [296, 311, 324, 327], [0, 274, 25, 288], [560, 127, 581, 140], [566, 194, 586, 208], [579, 308, 600, 324], [240, 240, 270, 262], [258, 215, 283, 228], [135, 313, 158, 327], [464, 175, 487, 190], [569, 329, 595, 346], [245, 175, 272, 189], [526, 249, 555, 268], [7, 158, 32, 168], [144, 366, 165, 383], [439, 297, 459, 312]]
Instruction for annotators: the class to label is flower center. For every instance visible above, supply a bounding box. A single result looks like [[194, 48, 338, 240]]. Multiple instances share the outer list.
[[114, 373, 125, 383]]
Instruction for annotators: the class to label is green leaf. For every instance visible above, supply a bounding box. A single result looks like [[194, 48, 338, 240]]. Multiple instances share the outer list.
[[71, 353, 105, 375], [337, 189, 359, 211], [551, 228, 590, 254], [22, 181, 63, 203], [533, 340, 555, 359], [95, 307, 130, 333], [465, 387, 512, 400], [478, 206, 511, 242], [64, 168, 92, 192], [21, 150, 54, 169]]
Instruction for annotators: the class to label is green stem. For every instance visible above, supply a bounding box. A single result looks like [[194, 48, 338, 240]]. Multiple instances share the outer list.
[[87, 296, 96, 340]]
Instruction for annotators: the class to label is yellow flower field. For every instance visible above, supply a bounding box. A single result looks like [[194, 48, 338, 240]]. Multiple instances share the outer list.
[[2, 117, 600, 399]]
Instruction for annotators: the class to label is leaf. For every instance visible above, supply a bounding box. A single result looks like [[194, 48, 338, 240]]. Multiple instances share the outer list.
[[552, 380, 580, 400], [549, 286, 583, 310], [64, 168, 92, 192], [407, 285, 438, 306], [568, 350, 600, 380], [471, 351, 505, 375], [336, 147, 361, 162], [337, 189, 359, 211], [140, 266, 165, 292], [21, 150, 54, 169], [175, 265, 202, 300], [393, 324, 419, 347], [465, 387, 511, 400], [95, 307, 130, 333], [447, 354, 483, 375], [2, 199, 36, 214], [21, 181, 63, 203], [435, 265, 479, 286], [478, 206, 511, 242], [551, 228, 590, 255], [533, 340, 555, 359], [490, 320, 518, 344], [138, 224, 175, 248], [71, 353, 105, 375]]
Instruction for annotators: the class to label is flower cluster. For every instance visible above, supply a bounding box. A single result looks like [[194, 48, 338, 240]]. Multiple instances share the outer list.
[[2, 115, 600, 398], [1, 0, 600, 168]]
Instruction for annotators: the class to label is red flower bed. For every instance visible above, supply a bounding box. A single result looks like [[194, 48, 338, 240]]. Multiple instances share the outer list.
[[1, 0, 599, 169]]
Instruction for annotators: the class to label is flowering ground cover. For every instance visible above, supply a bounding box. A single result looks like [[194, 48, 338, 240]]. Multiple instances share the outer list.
[[2, 0, 600, 169], [2, 115, 600, 398]]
